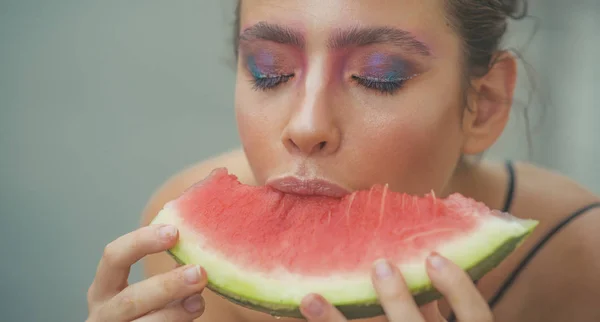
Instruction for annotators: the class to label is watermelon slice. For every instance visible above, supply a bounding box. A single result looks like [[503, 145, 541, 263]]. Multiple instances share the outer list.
[[150, 168, 538, 319]]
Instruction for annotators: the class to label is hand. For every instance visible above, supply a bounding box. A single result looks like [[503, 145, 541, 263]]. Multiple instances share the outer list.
[[299, 253, 493, 322], [86, 224, 208, 321]]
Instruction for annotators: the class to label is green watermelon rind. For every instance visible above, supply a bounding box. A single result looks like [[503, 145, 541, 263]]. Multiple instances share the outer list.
[[151, 207, 538, 320]]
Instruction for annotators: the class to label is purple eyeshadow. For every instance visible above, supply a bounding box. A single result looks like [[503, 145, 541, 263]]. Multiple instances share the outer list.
[[247, 52, 276, 78], [363, 53, 408, 81]]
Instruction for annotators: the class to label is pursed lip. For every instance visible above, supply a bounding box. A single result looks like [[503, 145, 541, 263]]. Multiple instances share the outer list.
[[266, 176, 351, 198]]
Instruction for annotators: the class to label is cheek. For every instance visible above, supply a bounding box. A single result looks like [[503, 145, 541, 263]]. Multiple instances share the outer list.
[[354, 63, 466, 194], [371, 117, 456, 162], [235, 70, 279, 138], [234, 80, 289, 183], [348, 99, 464, 195]]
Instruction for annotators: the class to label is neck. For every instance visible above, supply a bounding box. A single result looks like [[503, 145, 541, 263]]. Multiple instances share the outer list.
[[444, 157, 508, 210]]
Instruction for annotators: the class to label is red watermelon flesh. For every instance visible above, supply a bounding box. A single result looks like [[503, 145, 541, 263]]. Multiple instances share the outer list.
[[151, 168, 538, 319]]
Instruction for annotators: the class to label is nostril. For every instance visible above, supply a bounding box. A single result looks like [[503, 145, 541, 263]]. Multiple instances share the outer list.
[[288, 139, 299, 151], [285, 138, 328, 154]]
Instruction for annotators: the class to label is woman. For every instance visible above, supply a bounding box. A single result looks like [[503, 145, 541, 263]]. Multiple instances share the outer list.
[[85, 0, 600, 321]]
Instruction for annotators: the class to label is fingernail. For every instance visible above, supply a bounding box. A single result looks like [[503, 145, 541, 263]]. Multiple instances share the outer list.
[[158, 225, 177, 240], [184, 265, 201, 284], [305, 295, 325, 317], [428, 253, 446, 271], [183, 294, 204, 312], [374, 259, 393, 279]]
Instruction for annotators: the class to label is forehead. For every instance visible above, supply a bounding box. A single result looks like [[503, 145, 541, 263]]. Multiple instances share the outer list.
[[239, 0, 446, 23], [238, 0, 455, 53]]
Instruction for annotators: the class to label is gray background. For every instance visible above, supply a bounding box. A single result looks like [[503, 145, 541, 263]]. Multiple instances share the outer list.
[[1, 1, 598, 321]]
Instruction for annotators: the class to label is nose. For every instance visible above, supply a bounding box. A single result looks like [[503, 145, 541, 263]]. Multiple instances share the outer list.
[[281, 90, 341, 156]]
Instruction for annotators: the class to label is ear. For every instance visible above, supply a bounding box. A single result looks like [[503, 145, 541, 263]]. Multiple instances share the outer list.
[[461, 51, 517, 155]]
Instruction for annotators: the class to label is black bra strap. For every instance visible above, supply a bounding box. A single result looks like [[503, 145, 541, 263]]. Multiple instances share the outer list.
[[502, 160, 516, 213], [447, 202, 600, 322], [447, 161, 600, 321], [486, 201, 600, 309]]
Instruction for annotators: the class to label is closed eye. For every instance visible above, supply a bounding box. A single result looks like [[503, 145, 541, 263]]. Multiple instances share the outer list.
[[351, 75, 407, 95], [250, 74, 294, 91]]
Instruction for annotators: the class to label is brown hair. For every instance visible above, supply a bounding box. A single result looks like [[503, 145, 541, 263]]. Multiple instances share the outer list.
[[231, 0, 536, 156], [445, 0, 528, 79], [232, 0, 528, 77]]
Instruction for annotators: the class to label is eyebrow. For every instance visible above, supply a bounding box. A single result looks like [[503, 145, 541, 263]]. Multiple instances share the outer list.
[[239, 22, 305, 48], [329, 26, 431, 56], [238, 22, 431, 56]]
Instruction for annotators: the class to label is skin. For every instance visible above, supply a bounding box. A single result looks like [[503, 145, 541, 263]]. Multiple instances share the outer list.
[[86, 0, 600, 321]]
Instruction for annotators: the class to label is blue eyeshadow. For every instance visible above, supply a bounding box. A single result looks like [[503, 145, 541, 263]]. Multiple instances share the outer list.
[[247, 56, 265, 78], [247, 52, 277, 78]]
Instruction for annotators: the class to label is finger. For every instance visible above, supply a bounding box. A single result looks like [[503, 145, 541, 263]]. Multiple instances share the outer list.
[[300, 293, 347, 321], [419, 302, 445, 321], [91, 224, 179, 300], [104, 264, 207, 321], [134, 293, 205, 322], [371, 259, 425, 322], [426, 253, 493, 322]]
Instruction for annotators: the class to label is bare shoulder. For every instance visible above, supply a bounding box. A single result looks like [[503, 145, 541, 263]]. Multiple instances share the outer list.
[[141, 147, 254, 226], [490, 161, 600, 321], [509, 161, 599, 219], [140, 147, 252, 322]]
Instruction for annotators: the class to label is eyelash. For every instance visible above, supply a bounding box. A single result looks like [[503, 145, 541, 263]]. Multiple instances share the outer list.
[[249, 73, 413, 95], [250, 74, 294, 91], [350, 75, 405, 95]]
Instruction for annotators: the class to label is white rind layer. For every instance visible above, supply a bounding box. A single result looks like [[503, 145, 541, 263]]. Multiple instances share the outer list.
[[151, 206, 537, 310]]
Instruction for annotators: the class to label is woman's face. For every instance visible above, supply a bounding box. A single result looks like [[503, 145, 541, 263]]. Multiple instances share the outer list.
[[234, 0, 473, 197]]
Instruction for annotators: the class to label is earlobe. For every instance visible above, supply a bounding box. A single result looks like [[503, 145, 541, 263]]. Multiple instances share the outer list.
[[461, 51, 518, 155]]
